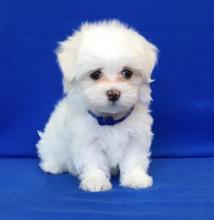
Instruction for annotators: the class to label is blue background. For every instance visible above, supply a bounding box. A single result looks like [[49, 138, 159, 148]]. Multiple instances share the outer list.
[[1, 0, 214, 157], [1, 0, 214, 158], [0, 1, 214, 219]]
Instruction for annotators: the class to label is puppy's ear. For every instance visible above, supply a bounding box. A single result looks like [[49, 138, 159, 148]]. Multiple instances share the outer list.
[[138, 38, 158, 106], [140, 38, 158, 83], [56, 33, 80, 82]]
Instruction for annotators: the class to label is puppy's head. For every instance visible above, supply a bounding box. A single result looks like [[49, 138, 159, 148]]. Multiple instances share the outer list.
[[56, 20, 158, 114]]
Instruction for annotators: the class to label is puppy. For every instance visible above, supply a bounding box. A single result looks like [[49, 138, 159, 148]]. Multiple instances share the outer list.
[[36, 20, 158, 192]]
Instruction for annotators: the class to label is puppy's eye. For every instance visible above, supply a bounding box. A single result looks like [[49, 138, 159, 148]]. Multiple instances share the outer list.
[[122, 68, 133, 79], [90, 70, 102, 80]]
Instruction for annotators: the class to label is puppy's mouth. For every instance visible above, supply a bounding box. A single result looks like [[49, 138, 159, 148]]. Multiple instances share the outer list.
[[100, 102, 129, 115], [109, 102, 117, 106], [99, 104, 133, 119]]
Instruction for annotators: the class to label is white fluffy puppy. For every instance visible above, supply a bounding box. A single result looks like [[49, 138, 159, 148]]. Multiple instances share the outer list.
[[36, 20, 158, 192]]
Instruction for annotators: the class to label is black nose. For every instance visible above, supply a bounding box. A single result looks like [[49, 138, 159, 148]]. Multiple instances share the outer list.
[[106, 89, 121, 102]]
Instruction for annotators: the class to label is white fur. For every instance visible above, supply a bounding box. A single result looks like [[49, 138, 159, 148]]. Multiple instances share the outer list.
[[36, 20, 158, 192]]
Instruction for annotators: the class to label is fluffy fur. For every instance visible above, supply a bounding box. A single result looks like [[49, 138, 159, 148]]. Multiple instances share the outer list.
[[36, 20, 158, 192]]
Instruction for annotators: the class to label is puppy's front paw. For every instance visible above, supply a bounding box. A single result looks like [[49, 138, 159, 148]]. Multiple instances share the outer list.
[[120, 169, 153, 189], [80, 171, 112, 192], [40, 161, 63, 174]]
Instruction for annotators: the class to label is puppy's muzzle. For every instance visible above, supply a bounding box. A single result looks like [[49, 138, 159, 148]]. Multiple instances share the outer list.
[[106, 89, 121, 102]]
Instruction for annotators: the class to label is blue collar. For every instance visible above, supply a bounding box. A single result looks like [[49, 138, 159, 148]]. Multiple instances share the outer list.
[[88, 106, 134, 126]]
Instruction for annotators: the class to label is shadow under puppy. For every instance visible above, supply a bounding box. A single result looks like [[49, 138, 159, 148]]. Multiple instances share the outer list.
[[36, 20, 158, 192]]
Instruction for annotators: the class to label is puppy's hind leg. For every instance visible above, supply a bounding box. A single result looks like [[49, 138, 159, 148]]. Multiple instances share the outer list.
[[36, 133, 67, 175], [39, 159, 64, 174]]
